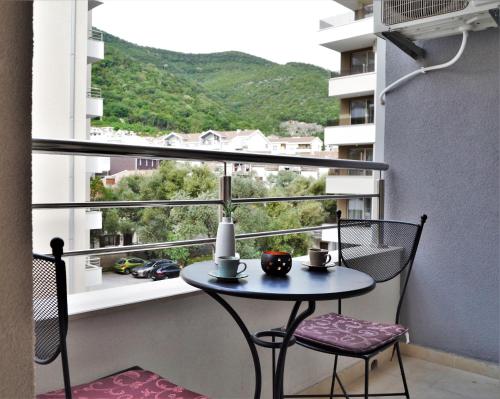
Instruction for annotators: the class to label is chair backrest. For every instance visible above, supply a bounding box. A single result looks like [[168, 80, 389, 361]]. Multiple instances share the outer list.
[[336, 210, 426, 322], [33, 238, 68, 365]]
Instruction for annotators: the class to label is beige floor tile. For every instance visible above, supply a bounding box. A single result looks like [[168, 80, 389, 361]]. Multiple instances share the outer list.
[[428, 367, 500, 399], [301, 356, 499, 399], [409, 382, 471, 399]]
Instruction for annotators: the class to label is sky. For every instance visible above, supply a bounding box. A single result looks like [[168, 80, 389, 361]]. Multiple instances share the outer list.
[[93, 0, 346, 71]]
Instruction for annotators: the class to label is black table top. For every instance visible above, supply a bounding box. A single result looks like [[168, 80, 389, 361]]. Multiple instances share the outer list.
[[181, 259, 375, 301]]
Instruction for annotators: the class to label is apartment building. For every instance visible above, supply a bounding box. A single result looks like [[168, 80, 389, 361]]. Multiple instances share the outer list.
[[32, 0, 107, 293], [319, 0, 385, 219]]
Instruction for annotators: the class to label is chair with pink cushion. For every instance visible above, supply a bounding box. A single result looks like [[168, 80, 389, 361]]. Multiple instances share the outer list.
[[289, 211, 427, 399], [33, 238, 209, 399]]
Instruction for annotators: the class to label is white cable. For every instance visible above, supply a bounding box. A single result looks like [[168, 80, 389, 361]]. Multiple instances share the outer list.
[[379, 30, 470, 105]]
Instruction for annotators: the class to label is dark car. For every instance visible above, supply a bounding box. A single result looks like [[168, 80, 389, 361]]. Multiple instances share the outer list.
[[131, 259, 178, 279], [150, 261, 180, 281]]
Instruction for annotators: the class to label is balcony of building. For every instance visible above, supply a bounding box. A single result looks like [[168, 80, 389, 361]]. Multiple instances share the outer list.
[[86, 86, 103, 118], [326, 173, 375, 195], [319, 14, 375, 53], [87, 28, 104, 63], [329, 71, 376, 98], [325, 123, 375, 146]]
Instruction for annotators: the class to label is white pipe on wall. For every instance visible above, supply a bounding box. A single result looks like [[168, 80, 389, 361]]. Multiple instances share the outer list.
[[379, 29, 471, 105]]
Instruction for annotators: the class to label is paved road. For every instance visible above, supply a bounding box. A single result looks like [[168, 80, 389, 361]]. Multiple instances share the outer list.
[[88, 271, 178, 291]]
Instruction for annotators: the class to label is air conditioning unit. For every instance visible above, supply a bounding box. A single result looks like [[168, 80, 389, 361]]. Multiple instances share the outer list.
[[375, 0, 499, 52], [377, 1, 500, 103]]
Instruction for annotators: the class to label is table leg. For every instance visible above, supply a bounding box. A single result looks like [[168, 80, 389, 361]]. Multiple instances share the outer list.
[[274, 300, 316, 399], [207, 292, 262, 399]]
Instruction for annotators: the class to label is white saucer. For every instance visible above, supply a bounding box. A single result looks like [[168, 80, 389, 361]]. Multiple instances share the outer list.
[[301, 262, 336, 269], [208, 270, 248, 282]]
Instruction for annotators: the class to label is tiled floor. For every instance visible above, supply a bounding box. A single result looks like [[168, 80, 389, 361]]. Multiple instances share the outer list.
[[304, 356, 499, 399]]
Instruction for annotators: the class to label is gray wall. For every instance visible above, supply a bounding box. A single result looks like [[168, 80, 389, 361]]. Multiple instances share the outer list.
[[384, 29, 499, 363], [0, 2, 34, 397]]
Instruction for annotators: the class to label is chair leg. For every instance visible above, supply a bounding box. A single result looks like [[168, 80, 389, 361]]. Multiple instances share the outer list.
[[60, 342, 72, 399], [272, 336, 276, 396], [329, 355, 339, 399], [395, 343, 410, 398], [364, 359, 369, 399]]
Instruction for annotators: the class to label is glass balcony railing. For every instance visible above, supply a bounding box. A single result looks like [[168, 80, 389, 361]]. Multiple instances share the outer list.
[[88, 28, 103, 41], [87, 87, 102, 98]]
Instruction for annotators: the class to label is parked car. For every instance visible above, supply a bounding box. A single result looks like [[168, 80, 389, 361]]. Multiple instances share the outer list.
[[151, 261, 180, 281], [113, 257, 145, 274], [131, 260, 158, 278], [131, 259, 179, 279]]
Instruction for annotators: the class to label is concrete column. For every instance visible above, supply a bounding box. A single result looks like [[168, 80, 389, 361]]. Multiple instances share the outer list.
[[0, 1, 34, 397]]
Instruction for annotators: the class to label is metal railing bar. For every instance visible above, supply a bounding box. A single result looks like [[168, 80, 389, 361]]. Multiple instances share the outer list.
[[233, 194, 378, 204], [32, 194, 377, 209], [51, 224, 338, 257], [236, 224, 336, 240], [88, 28, 103, 41], [87, 87, 102, 98], [33, 199, 222, 209], [32, 138, 389, 171]]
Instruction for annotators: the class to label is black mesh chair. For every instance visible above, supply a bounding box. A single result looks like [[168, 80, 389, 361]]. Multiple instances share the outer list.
[[33, 238, 209, 399], [289, 211, 427, 399], [33, 238, 71, 398]]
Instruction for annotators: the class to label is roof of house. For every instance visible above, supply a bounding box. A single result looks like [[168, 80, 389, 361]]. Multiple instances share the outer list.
[[163, 130, 265, 142], [268, 135, 321, 143], [163, 132, 201, 142], [201, 130, 263, 139]]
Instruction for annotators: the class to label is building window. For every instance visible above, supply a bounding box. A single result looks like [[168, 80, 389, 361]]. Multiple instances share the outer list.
[[355, 2, 374, 20], [350, 98, 374, 124], [350, 49, 375, 74], [347, 146, 373, 176], [348, 198, 372, 220], [298, 144, 311, 149]]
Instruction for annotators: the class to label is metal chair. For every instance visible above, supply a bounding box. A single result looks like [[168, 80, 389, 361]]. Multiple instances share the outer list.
[[33, 238, 209, 399], [288, 210, 427, 399]]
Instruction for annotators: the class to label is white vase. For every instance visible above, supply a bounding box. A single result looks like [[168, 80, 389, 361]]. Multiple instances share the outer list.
[[214, 217, 236, 264]]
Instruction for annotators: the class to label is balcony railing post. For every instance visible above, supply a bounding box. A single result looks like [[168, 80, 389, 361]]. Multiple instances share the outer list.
[[377, 178, 385, 220], [376, 177, 385, 247]]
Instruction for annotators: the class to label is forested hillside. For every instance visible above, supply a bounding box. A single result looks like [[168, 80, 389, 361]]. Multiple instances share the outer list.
[[92, 32, 338, 135]]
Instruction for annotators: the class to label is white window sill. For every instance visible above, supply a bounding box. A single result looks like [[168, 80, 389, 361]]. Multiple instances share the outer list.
[[67, 253, 339, 318], [68, 278, 201, 318]]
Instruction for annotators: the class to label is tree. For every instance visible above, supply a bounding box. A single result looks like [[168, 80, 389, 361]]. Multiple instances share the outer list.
[[102, 208, 120, 235], [99, 164, 331, 264], [90, 176, 106, 200]]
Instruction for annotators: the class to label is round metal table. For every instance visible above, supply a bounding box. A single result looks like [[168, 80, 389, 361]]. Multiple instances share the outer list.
[[182, 260, 375, 399]]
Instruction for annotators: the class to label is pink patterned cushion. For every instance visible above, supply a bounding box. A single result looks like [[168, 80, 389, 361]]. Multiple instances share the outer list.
[[295, 313, 408, 354], [37, 368, 209, 399]]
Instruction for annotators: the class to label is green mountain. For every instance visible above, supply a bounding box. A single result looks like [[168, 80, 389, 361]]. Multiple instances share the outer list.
[[91, 32, 338, 135]]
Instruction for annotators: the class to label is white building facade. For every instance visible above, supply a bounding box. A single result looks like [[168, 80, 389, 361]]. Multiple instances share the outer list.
[[32, 0, 107, 293], [319, 0, 385, 220]]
